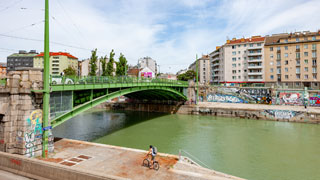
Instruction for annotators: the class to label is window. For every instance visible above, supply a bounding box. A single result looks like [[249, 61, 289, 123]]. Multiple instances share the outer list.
[[296, 82, 300, 86], [304, 52, 308, 57], [270, 68, 274, 72], [232, 51, 236, 55], [313, 67, 317, 73], [270, 61, 274, 65], [270, 47, 273, 51], [244, 44, 247, 47], [305, 59, 308, 64], [238, 45, 241, 47], [53, 56, 59, 59], [232, 70, 236, 74], [232, 76, 236, 80], [238, 76, 241, 79], [313, 74, 317, 79], [296, 38, 300, 42], [232, 45, 236, 49], [296, 52, 300, 59], [313, 60, 317, 66], [305, 67, 308, 72], [238, 70, 241, 73], [285, 75, 289, 79], [244, 70, 247, 72], [277, 61, 281, 66], [250, 44, 253, 47], [277, 68, 281, 74], [284, 53, 288, 58], [312, 36, 316, 41], [312, 44, 317, 50], [296, 67, 301, 73], [244, 57, 247, 60], [285, 60, 289, 65], [285, 68, 288, 72], [232, 57, 236, 61], [257, 43, 262, 46], [232, 64, 236, 67], [296, 60, 300, 65], [296, 45, 300, 49], [238, 57, 241, 60], [244, 50, 246, 54], [312, 52, 317, 58], [277, 53, 281, 60], [304, 75, 308, 79], [238, 63, 241, 66], [238, 51, 241, 54], [270, 54, 274, 58], [277, 47, 280, 50], [296, 74, 300, 79], [285, 46, 288, 50], [304, 37, 308, 41], [304, 44, 308, 49], [284, 39, 288, 43], [270, 75, 274, 80]]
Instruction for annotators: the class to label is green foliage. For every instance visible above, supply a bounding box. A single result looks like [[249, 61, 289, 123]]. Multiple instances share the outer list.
[[177, 70, 196, 81], [89, 49, 98, 76], [106, 49, 115, 76], [63, 66, 77, 76], [116, 53, 128, 76], [101, 55, 108, 76]]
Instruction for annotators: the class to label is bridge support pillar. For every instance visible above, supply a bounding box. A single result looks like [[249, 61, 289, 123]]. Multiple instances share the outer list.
[[0, 70, 54, 157]]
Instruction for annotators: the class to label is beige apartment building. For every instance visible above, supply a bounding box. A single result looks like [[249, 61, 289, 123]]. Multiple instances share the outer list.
[[210, 36, 265, 85], [264, 31, 320, 89], [189, 55, 211, 84], [34, 52, 78, 75]]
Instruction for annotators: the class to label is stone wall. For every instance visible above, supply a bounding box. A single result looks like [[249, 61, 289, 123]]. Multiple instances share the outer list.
[[0, 70, 53, 157]]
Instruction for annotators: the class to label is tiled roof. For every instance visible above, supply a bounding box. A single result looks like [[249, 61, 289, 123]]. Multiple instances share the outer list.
[[228, 37, 265, 44], [36, 52, 78, 59]]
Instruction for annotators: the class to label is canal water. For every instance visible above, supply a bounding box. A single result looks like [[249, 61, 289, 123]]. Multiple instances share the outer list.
[[53, 109, 320, 180]]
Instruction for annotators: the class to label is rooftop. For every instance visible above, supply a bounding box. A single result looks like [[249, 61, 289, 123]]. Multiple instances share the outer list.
[[36, 52, 78, 59], [227, 36, 265, 45]]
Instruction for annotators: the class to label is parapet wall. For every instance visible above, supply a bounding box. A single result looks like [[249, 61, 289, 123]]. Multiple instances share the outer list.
[[0, 70, 53, 157]]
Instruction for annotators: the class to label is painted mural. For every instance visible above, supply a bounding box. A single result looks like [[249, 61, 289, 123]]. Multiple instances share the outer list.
[[25, 109, 42, 158], [264, 110, 303, 119], [279, 92, 303, 106], [309, 95, 320, 107], [207, 94, 247, 103]]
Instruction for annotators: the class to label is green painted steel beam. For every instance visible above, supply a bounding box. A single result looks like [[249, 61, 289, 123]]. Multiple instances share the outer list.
[[51, 86, 187, 128]]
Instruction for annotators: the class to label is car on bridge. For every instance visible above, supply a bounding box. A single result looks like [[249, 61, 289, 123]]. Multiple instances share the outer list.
[[51, 76, 74, 85]]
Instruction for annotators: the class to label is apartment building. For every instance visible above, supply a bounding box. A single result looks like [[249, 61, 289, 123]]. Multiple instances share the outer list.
[[34, 52, 78, 75], [138, 57, 157, 74], [7, 50, 38, 71], [210, 36, 265, 85], [189, 55, 211, 84], [264, 31, 320, 89]]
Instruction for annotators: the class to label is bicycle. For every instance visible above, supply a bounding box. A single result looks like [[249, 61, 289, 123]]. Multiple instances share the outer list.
[[142, 154, 160, 171]]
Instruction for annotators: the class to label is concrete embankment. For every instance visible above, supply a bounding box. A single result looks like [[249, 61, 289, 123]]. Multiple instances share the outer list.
[[0, 138, 244, 180], [177, 102, 320, 124]]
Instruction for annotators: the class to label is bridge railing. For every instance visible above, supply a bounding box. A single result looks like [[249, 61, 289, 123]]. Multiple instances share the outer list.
[[50, 75, 188, 86]]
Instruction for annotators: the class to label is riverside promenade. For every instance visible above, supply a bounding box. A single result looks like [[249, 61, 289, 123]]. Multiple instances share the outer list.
[[0, 138, 244, 180]]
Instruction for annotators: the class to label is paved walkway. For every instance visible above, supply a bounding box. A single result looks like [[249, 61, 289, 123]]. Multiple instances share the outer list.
[[0, 169, 32, 180], [198, 102, 320, 113], [37, 139, 244, 180]]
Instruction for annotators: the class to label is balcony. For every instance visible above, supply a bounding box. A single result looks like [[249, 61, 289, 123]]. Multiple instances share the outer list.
[[248, 58, 262, 62], [247, 46, 262, 50], [248, 78, 263, 82], [248, 72, 263, 76], [296, 49, 300, 52], [248, 52, 262, 57], [212, 56, 220, 62], [248, 65, 263, 69]]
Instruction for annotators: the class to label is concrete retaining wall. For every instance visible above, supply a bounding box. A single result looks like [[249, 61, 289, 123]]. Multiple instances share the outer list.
[[0, 151, 125, 180]]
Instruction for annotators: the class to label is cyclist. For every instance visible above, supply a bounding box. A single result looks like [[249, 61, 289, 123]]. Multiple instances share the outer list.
[[146, 145, 157, 168]]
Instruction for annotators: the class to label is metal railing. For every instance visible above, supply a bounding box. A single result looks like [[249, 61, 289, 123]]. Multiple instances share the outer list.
[[179, 149, 211, 169], [49, 75, 188, 86]]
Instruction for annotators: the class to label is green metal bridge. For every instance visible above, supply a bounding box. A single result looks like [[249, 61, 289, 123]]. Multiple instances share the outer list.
[[48, 76, 189, 128]]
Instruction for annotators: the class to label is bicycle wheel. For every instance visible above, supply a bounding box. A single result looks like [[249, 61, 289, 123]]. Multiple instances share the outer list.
[[153, 161, 159, 171], [142, 159, 149, 167]]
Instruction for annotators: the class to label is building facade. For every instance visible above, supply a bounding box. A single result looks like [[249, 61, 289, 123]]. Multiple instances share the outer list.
[[189, 55, 211, 84], [7, 50, 38, 71], [0, 63, 6, 78], [210, 36, 265, 85], [34, 52, 78, 75], [264, 31, 320, 89], [138, 57, 157, 74]]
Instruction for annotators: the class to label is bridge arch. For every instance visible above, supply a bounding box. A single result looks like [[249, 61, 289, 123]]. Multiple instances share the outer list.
[[51, 86, 187, 128]]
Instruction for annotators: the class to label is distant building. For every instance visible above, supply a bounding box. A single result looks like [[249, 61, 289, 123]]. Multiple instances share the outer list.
[[138, 57, 157, 74], [127, 68, 139, 77], [159, 73, 177, 80], [7, 50, 38, 71], [176, 69, 187, 75], [0, 63, 6, 78], [139, 67, 155, 78], [189, 55, 211, 84], [80, 57, 110, 76], [34, 52, 78, 75]]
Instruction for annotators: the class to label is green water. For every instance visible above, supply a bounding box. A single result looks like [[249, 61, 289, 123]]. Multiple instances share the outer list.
[[53, 109, 320, 180]]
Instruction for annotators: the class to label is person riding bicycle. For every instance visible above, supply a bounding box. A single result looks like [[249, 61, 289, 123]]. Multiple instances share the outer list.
[[146, 145, 157, 167]]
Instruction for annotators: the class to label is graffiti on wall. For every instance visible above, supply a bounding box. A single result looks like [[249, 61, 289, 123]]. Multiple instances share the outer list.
[[279, 92, 303, 105], [207, 94, 247, 103], [24, 109, 43, 158], [309, 95, 320, 107], [264, 110, 303, 119]]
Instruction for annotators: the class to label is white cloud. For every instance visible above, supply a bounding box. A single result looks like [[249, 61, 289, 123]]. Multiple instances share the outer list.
[[0, 0, 319, 73]]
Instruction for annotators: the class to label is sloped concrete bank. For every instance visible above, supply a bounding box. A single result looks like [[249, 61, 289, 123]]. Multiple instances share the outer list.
[[177, 102, 320, 124]]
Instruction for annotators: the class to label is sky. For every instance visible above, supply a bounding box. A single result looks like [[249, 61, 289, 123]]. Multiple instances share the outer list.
[[0, 0, 320, 73]]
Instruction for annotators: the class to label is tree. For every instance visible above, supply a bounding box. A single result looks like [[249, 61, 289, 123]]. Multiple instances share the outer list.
[[89, 49, 98, 76], [106, 49, 115, 76], [177, 70, 196, 81], [116, 53, 128, 76], [63, 66, 77, 76], [101, 55, 108, 76]]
